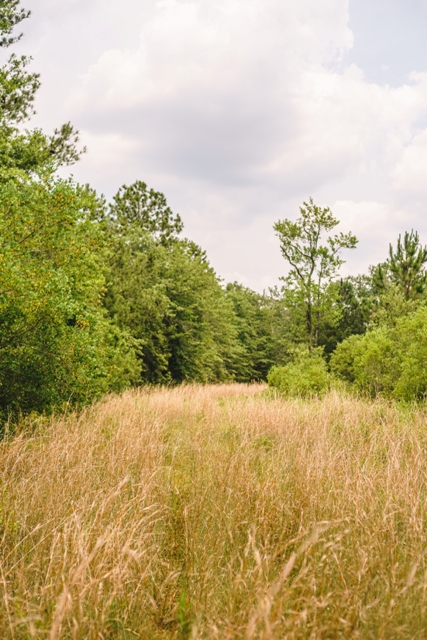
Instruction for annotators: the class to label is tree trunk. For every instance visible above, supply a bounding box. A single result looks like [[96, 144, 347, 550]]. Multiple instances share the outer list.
[[306, 300, 313, 351]]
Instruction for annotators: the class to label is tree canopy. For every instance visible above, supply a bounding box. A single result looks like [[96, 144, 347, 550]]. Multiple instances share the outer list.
[[5, 0, 427, 416], [0, 0, 84, 174], [373, 230, 427, 301], [0, 175, 140, 418], [274, 198, 357, 349]]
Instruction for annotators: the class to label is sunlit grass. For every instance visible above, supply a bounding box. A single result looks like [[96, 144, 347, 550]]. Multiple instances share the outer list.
[[1, 384, 427, 638]]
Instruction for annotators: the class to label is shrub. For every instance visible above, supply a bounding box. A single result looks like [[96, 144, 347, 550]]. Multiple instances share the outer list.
[[0, 175, 140, 419], [267, 347, 330, 397], [330, 306, 427, 401], [330, 328, 396, 397]]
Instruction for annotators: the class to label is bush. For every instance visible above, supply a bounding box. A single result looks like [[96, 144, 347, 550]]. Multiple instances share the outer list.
[[330, 306, 427, 401], [330, 329, 396, 397], [0, 174, 140, 419], [267, 347, 330, 397]]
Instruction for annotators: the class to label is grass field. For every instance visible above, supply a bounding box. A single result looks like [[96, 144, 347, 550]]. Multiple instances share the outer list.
[[2, 384, 427, 638]]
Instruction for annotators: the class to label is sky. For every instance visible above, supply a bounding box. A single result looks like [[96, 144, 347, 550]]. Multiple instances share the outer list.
[[8, 0, 427, 291]]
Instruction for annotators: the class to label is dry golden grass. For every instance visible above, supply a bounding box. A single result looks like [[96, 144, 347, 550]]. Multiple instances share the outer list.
[[2, 384, 427, 638]]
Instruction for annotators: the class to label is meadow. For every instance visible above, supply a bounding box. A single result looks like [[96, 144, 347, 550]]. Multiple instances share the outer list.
[[2, 384, 427, 638]]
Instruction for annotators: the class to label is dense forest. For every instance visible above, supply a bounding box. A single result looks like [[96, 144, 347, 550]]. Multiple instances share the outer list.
[[2, 0, 427, 424]]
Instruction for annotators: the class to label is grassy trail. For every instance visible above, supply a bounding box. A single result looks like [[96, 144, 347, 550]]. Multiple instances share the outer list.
[[1, 384, 427, 638]]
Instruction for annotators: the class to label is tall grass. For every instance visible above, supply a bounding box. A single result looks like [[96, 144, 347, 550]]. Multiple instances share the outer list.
[[1, 384, 427, 638]]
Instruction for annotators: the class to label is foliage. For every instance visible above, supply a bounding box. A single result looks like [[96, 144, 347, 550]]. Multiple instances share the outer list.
[[373, 231, 427, 301], [319, 275, 374, 356], [369, 284, 419, 329], [0, 1, 135, 422], [225, 283, 277, 381], [274, 198, 357, 349], [104, 188, 242, 383], [109, 180, 183, 246], [330, 330, 395, 396], [267, 346, 330, 397], [391, 308, 427, 400], [0, 0, 36, 124], [0, 0, 29, 49], [0, 0, 84, 173], [0, 52, 40, 126], [0, 174, 140, 418], [0, 124, 85, 174], [331, 305, 427, 400]]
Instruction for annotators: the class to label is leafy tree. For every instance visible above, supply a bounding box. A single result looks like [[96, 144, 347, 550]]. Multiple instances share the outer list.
[[329, 231, 427, 401], [104, 183, 241, 383], [0, 0, 29, 48], [369, 284, 418, 329], [225, 283, 277, 381], [161, 242, 241, 383], [372, 231, 427, 301], [274, 198, 357, 349], [0, 174, 140, 419], [0, 51, 40, 126], [0, 1, 130, 423], [110, 181, 183, 246], [105, 237, 241, 383], [0, 1, 84, 173], [331, 305, 427, 401], [319, 275, 374, 356], [389, 230, 427, 299], [258, 286, 302, 364], [0, 125, 85, 175], [330, 330, 394, 396], [0, 0, 38, 127]]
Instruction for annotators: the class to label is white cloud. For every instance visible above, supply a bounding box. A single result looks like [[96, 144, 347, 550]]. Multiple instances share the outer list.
[[332, 200, 399, 270], [61, 131, 140, 184], [68, 0, 427, 193], [392, 128, 427, 196], [22, 0, 427, 288]]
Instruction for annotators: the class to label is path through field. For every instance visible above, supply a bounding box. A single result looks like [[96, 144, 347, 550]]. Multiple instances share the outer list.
[[1, 384, 427, 638]]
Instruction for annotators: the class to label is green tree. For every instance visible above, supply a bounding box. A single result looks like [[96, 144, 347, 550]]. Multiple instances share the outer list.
[[0, 1, 84, 173], [105, 237, 241, 383], [110, 181, 183, 246], [372, 231, 427, 301], [225, 283, 277, 381], [104, 183, 241, 383], [331, 305, 427, 400], [0, 0, 29, 49], [319, 275, 374, 356], [330, 330, 395, 396], [274, 198, 357, 349], [0, 2, 141, 424], [0, 175, 140, 419], [0, 0, 38, 126]]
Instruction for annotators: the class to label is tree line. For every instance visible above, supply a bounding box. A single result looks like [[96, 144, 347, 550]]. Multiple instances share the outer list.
[[1, 1, 427, 424], [270, 200, 427, 401]]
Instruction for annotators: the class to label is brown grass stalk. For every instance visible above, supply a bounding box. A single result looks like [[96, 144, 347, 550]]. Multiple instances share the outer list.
[[1, 384, 427, 637]]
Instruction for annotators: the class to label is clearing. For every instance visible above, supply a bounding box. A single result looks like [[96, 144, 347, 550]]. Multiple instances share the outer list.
[[1, 384, 427, 638]]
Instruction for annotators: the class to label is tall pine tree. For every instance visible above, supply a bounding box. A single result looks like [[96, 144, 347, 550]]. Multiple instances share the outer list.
[[373, 231, 427, 300], [0, 0, 84, 172]]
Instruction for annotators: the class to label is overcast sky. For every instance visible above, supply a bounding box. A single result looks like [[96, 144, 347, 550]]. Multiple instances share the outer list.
[[9, 0, 427, 290]]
